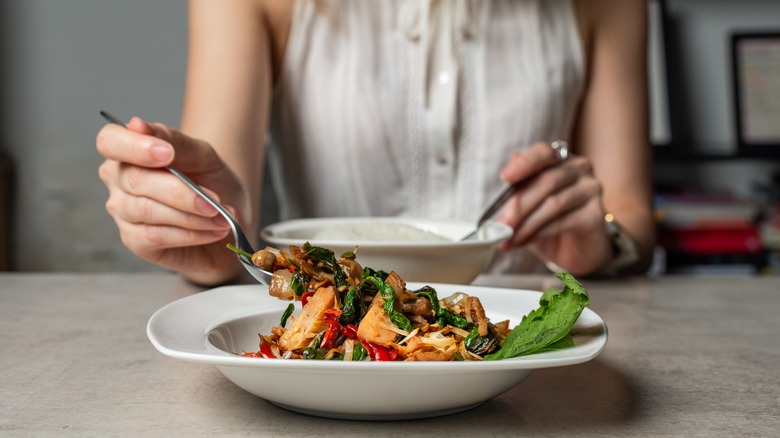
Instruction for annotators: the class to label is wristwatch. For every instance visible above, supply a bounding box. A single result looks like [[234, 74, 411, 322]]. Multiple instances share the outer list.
[[543, 213, 641, 275], [601, 213, 640, 275]]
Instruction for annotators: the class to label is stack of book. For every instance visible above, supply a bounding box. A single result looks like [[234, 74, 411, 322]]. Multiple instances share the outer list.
[[655, 193, 764, 275]]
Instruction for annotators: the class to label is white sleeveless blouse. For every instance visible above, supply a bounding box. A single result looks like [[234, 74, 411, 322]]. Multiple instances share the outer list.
[[266, 0, 585, 273]]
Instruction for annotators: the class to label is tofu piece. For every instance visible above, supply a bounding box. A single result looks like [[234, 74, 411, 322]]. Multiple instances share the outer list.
[[278, 286, 337, 352], [268, 270, 295, 301], [357, 293, 399, 347]]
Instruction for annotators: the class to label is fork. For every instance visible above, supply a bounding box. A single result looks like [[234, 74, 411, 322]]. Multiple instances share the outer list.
[[460, 180, 527, 241], [99, 111, 273, 286]]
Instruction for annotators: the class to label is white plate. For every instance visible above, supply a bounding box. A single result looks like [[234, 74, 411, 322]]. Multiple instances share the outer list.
[[260, 217, 513, 284], [147, 283, 608, 420]]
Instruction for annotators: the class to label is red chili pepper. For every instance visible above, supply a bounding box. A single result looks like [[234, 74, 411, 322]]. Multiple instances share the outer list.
[[300, 291, 315, 306], [360, 340, 398, 361], [340, 324, 358, 339], [320, 308, 343, 349], [242, 342, 275, 359], [260, 343, 275, 358]]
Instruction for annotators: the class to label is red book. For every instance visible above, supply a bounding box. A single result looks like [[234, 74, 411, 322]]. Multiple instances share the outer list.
[[660, 225, 763, 255]]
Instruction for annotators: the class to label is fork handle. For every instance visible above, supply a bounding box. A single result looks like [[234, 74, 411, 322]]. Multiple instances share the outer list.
[[476, 180, 528, 229]]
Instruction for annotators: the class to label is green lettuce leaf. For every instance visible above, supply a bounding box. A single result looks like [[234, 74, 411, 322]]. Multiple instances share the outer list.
[[484, 273, 590, 361]]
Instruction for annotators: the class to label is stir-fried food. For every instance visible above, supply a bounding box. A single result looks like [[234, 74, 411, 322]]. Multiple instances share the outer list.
[[238, 243, 590, 362]]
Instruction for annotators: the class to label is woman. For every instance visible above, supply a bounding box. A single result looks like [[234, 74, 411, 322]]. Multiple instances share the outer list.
[[97, 0, 655, 285]]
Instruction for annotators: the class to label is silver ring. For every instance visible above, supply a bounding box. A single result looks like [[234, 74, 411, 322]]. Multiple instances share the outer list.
[[550, 140, 569, 163]]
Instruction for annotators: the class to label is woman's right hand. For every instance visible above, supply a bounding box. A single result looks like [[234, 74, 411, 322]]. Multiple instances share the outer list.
[[96, 117, 252, 285]]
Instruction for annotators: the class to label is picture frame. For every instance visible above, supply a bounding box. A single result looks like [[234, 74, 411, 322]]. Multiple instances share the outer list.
[[731, 31, 780, 156]]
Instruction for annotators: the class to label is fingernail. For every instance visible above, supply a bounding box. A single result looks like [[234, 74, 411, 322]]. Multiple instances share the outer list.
[[150, 144, 172, 163], [195, 197, 215, 214]]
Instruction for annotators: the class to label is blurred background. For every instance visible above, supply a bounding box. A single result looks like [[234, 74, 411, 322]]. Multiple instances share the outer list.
[[0, 0, 779, 275], [0, 0, 187, 273]]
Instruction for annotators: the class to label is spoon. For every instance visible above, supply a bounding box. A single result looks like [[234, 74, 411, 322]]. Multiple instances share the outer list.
[[99, 111, 273, 286], [460, 180, 527, 241]]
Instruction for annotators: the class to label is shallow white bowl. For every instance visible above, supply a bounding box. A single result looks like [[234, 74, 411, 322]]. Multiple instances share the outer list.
[[260, 217, 513, 284], [147, 283, 608, 420]]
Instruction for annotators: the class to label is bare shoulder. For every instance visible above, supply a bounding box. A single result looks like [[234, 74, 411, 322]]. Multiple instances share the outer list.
[[187, 0, 291, 39]]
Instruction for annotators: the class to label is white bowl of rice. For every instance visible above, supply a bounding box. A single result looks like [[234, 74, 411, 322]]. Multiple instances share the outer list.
[[260, 217, 513, 284]]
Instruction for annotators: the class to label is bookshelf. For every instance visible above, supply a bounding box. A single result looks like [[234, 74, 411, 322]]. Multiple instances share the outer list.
[[650, 0, 780, 274]]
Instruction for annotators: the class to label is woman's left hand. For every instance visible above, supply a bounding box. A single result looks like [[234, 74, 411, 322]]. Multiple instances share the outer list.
[[496, 141, 613, 275]]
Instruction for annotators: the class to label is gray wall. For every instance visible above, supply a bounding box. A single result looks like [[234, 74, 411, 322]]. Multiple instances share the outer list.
[[1, 1, 779, 272], [2, 1, 187, 272], [655, 0, 780, 198], [663, 0, 780, 152]]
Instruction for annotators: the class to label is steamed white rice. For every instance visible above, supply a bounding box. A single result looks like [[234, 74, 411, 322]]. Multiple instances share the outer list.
[[313, 222, 449, 242]]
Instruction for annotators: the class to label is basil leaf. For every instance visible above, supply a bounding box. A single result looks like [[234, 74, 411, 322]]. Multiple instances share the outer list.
[[279, 303, 295, 327], [366, 276, 412, 332], [340, 286, 361, 325], [303, 243, 347, 289], [302, 347, 330, 360], [414, 286, 472, 329], [362, 267, 389, 283], [302, 242, 335, 263], [302, 332, 326, 359], [464, 326, 500, 356], [351, 343, 368, 361], [290, 269, 308, 296], [485, 273, 590, 361], [532, 334, 575, 354]]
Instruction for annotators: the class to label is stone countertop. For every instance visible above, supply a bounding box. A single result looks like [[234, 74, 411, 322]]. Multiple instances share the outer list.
[[1, 273, 778, 436]]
